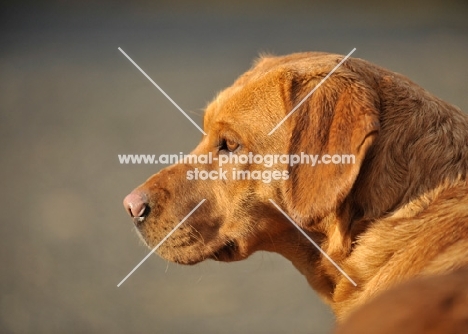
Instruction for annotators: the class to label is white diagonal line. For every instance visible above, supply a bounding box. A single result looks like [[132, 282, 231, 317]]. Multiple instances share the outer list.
[[118, 47, 207, 135], [268, 48, 356, 136], [269, 199, 357, 286], [117, 199, 206, 287]]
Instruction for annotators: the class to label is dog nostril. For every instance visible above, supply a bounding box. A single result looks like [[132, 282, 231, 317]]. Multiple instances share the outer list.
[[123, 192, 149, 218], [125, 206, 133, 217]]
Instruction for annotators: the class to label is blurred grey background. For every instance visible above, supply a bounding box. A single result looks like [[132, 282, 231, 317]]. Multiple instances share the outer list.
[[1, 0, 467, 333]]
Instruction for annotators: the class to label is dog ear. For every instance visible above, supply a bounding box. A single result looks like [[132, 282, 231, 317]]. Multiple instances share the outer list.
[[280, 70, 380, 225]]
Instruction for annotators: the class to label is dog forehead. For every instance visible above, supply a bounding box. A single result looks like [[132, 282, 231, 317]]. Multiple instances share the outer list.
[[203, 52, 345, 126], [222, 52, 344, 98], [254, 52, 336, 72]]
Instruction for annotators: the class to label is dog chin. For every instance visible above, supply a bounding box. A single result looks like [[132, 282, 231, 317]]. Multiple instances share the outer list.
[[163, 240, 244, 264]]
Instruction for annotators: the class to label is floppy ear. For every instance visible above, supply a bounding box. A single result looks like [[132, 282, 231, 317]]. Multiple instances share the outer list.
[[281, 71, 380, 225]]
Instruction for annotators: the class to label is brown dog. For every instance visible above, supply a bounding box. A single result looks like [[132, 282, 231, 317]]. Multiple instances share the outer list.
[[123, 52, 468, 321]]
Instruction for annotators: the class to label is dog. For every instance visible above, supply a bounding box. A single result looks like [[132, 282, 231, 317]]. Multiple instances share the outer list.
[[123, 52, 468, 321]]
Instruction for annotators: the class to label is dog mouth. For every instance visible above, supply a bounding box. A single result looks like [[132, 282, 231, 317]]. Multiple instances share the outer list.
[[134, 221, 242, 263]]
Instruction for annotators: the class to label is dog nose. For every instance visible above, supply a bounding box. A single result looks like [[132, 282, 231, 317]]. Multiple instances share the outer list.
[[123, 191, 148, 218]]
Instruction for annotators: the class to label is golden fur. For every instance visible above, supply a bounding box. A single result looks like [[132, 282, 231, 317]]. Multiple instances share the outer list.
[[125, 52, 468, 321], [334, 268, 468, 333]]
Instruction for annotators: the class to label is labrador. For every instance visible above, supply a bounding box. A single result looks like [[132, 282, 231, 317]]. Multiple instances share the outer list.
[[123, 52, 468, 321]]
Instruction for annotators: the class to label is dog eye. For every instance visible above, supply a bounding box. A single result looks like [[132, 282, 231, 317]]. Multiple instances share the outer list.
[[219, 138, 239, 152], [226, 139, 239, 152]]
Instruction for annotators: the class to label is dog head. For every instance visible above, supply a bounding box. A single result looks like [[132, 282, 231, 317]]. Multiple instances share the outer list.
[[123, 52, 380, 266]]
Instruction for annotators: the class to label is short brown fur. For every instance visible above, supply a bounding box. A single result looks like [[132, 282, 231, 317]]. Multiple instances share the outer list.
[[126, 52, 468, 321], [334, 268, 468, 333]]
